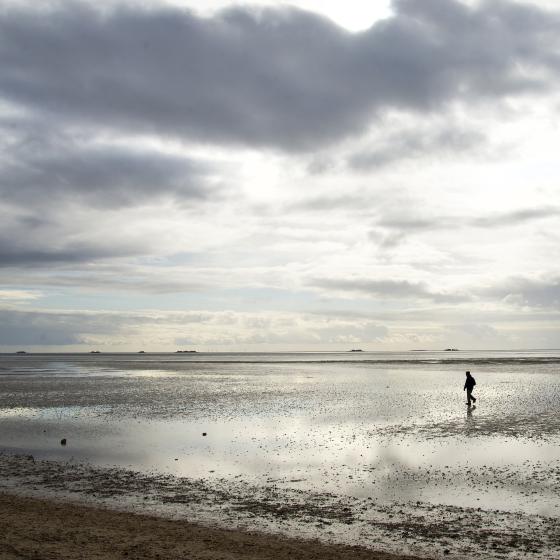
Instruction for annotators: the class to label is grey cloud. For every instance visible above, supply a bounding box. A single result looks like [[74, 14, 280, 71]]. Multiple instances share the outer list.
[[288, 193, 371, 213], [0, 244, 141, 267], [378, 216, 442, 231], [378, 206, 560, 232], [368, 205, 560, 249], [1, 1, 560, 151], [445, 322, 503, 341], [0, 209, 149, 267], [484, 276, 560, 310], [0, 124, 230, 266], [0, 308, 123, 346], [309, 277, 469, 303], [349, 126, 485, 171], [471, 207, 560, 227], [308, 304, 560, 324], [0, 131, 223, 208], [369, 212, 453, 248], [315, 322, 388, 343]]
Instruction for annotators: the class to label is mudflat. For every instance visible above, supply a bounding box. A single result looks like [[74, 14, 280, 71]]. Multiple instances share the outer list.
[[2, 352, 560, 558], [0, 492, 423, 560]]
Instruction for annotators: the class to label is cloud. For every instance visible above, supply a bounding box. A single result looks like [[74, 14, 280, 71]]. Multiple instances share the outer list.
[[287, 192, 372, 213], [445, 322, 504, 341], [0, 243, 111, 268], [0, 289, 41, 302], [0, 215, 149, 267], [309, 277, 469, 303], [366, 204, 560, 249], [0, 306, 389, 348], [376, 206, 560, 234], [1, 0, 560, 151], [314, 321, 388, 343], [0, 308, 121, 346], [0, 122, 234, 267], [348, 125, 485, 170], [484, 276, 560, 310], [1, 302, 557, 350], [0, 136, 222, 209], [471, 207, 560, 227]]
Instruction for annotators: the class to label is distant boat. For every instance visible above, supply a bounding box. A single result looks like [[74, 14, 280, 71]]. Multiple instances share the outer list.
[[444, 348, 459, 351], [138, 350, 145, 353], [176, 350, 197, 353], [90, 350, 101, 354], [349, 349, 363, 352], [16, 350, 27, 354]]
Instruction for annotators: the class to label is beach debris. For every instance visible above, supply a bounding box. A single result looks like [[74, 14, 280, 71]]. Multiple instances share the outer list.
[[60, 438, 67, 445]]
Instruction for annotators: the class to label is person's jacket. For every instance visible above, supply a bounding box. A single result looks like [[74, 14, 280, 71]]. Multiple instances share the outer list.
[[464, 376, 476, 391]]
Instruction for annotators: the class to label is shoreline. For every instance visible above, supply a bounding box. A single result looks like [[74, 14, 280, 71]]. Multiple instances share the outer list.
[[2, 453, 559, 559], [0, 492, 424, 560]]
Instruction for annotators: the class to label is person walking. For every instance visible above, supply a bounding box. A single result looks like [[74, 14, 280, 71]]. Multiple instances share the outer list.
[[464, 371, 476, 406]]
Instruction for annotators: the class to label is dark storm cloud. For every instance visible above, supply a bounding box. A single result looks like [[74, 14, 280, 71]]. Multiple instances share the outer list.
[[309, 277, 469, 303], [1, 0, 559, 151]]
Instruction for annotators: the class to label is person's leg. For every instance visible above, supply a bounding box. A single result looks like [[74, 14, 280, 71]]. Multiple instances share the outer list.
[[467, 390, 473, 405]]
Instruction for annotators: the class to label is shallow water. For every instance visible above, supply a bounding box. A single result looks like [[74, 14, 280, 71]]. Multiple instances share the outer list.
[[1, 351, 560, 558]]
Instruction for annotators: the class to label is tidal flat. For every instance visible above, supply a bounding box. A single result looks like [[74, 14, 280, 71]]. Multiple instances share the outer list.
[[1, 351, 559, 559]]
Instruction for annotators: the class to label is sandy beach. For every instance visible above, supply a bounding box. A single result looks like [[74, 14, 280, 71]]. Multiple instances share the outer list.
[[0, 492, 423, 560]]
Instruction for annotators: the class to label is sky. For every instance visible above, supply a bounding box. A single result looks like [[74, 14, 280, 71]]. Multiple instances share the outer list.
[[1, 0, 559, 352]]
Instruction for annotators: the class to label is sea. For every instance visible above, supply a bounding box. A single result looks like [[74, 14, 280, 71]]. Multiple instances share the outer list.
[[1, 350, 560, 558]]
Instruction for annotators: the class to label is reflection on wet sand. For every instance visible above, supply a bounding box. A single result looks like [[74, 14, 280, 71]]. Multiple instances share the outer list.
[[465, 404, 476, 431]]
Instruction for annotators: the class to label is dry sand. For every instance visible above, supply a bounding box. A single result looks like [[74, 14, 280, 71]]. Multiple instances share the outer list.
[[0, 492, 424, 560]]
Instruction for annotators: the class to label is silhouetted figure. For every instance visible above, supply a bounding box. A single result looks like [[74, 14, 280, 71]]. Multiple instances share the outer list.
[[464, 371, 476, 406]]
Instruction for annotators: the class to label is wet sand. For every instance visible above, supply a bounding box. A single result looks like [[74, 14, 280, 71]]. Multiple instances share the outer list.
[[2, 453, 559, 559], [0, 492, 423, 560], [1, 352, 560, 559]]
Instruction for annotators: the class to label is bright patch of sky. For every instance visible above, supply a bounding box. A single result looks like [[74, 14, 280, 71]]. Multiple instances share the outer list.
[[177, 0, 393, 31]]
